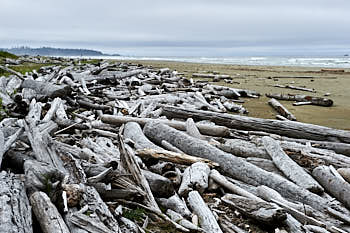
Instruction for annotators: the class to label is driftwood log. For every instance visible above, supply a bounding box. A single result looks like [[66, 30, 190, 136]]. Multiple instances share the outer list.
[[266, 93, 333, 107], [262, 136, 324, 193], [161, 105, 350, 143], [188, 191, 223, 233], [268, 98, 297, 121], [143, 122, 328, 211], [178, 162, 210, 196], [0, 171, 32, 233]]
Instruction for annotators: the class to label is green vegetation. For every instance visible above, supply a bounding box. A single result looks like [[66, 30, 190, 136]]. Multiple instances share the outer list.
[[122, 207, 146, 222], [0, 50, 18, 59]]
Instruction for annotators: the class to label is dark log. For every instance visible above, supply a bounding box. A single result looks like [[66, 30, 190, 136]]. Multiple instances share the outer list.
[[266, 93, 333, 107], [0, 171, 32, 233], [161, 105, 350, 143]]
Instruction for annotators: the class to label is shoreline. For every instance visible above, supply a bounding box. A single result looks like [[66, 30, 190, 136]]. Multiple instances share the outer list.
[[116, 59, 350, 130]]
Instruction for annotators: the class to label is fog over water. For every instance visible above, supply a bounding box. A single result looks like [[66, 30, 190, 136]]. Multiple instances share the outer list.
[[1, 0, 349, 56]]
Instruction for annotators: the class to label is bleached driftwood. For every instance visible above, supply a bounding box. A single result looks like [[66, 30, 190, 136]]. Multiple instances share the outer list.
[[312, 166, 350, 209], [143, 169, 174, 198], [21, 79, 71, 100], [222, 193, 286, 225], [0, 171, 32, 233], [157, 193, 192, 218], [30, 191, 70, 233], [166, 209, 204, 232], [101, 114, 230, 137], [188, 191, 223, 233], [123, 122, 162, 150], [262, 136, 323, 193], [178, 162, 210, 196], [268, 98, 296, 121], [143, 122, 328, 211]]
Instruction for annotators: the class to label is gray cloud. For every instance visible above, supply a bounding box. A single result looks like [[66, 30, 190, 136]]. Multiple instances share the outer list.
[[1, 0, 349, 55]]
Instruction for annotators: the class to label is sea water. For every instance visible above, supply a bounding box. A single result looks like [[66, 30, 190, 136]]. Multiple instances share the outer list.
[[71, 55, 350, 68]]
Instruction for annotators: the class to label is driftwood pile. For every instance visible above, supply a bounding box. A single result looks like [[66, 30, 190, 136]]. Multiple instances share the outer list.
[[1, 57, 350, 233]]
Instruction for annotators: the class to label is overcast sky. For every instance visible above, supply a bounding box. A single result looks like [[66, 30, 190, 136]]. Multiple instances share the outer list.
[[1, 0, 349, 56]]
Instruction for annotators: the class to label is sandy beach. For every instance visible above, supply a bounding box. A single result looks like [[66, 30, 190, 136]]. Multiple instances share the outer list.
[[118, 59, 350, 130]]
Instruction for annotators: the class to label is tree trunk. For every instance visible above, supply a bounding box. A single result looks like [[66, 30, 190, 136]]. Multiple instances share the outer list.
[[160, 105, 350, 143], [266, 93, 333, 107]]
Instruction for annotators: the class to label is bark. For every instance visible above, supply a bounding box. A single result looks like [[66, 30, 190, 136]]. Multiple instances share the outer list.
[[268, 98, 297, 121], [222, 194, 287, 225], [101, 114, 230, 137], [187, 191, 223, 233], [266, 93, 333, 107], [143, 122, 328, 211], [161, 105, 350, 143], [178, 162, 210, 196], [0, 171, 32, 233], [312, 166, 350, 209], [30, 191, 70, 233], [262, 136, 324, 193]]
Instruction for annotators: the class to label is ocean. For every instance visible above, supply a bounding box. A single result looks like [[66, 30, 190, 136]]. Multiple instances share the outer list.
[[73, 55, 350, 68]]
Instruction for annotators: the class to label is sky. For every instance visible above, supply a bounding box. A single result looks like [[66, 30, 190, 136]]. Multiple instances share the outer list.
[[0, 0, 349, 56]]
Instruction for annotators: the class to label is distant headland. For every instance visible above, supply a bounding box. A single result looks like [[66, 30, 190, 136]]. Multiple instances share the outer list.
[[0, 46, 120, 57]]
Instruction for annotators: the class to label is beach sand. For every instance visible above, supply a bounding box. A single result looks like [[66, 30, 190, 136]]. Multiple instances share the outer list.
[[118, 60, 350, 130]]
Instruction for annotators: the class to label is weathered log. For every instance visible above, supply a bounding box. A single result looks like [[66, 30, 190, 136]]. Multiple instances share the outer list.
[[262, 136, 324, 193], [222, 194, 286, 225], [30, 191, 70, 233], [192, 73, 230, 79], [166, 209, 204, 232], [69, 211, 114, 233], [266, 93, 333, 107], [21, 79, 71, 99], [136, 148, 218, 167], [143, 169, 174, 198], [161, 140, 184, 153], [85, 69, 144, 82], [268, 98, 297, 121], [0, 171, 32, 233], [210, 169, 263, 201], [161, 105, 350, 143], [245, 157, 284, 175], [312, 166, 350, 209], [101, 114, 230, 137], [219, 218, 248, 233], [157, 193, 192, 218], [124, 122, 162, 150], [178, 162, 210, 196], [0, 128, 4, 167], [188, 191, 223, 233], [218, 139, 270, 159], [186, 118, 204, 139], [274, 84, 316, 93], [118, 129, 160, 211], [143, 122, 328, 211]]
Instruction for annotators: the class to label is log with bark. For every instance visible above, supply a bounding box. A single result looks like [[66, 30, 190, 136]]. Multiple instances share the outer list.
[[266, 93, 333, 107]]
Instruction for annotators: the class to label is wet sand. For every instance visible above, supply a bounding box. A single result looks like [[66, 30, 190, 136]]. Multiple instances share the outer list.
[[117, 60, 350, 130]]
